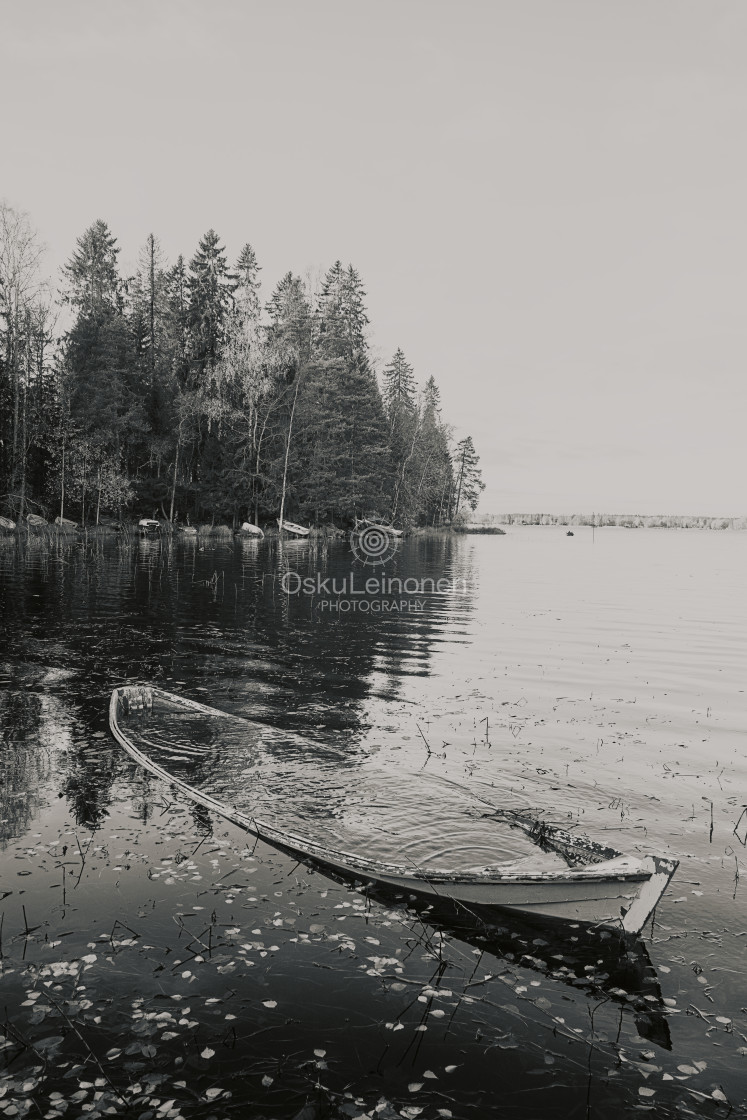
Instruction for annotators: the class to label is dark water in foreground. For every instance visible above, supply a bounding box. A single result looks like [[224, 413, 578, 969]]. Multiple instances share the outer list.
[[1, 527, 746, 1119]]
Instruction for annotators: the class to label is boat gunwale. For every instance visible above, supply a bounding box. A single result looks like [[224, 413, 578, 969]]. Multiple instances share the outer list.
[[108, 685, 670, 888], [276, 518, 309, 535]]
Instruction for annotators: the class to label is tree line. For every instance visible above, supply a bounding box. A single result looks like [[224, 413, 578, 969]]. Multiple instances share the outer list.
[[493, 513, 746, 529], [0, 205, 484, 529]]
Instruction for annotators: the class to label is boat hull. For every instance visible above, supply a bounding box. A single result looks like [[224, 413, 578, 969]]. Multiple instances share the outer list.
[[355, 518, 403, 537], [138, 518, 161, 536], [109, 685, 677, 936], [277, 518, 309, 536]]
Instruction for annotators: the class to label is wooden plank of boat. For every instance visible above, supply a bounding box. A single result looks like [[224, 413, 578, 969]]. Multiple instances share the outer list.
[[277, 518, 309, 536], [109, 685, 678, 936], [236, 522, 264, 537], [26, 513, 48, 526], [0, 516, 16, 531]]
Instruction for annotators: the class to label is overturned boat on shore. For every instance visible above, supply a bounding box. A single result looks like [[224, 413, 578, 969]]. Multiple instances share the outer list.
[[236, 521, 264, 537], [109, 685, 678, 936]]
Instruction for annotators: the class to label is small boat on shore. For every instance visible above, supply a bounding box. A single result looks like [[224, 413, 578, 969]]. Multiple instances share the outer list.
[[109, 685, 678, 936], [26, 513, 48, 527], [355, 517, 403, 537], [54, 515, 78, 530], [277, 518, 309, 536], [0, 516, 16, 532], [236, 522, 264, 538], [138, 518, 161, 536], [177, 525, 198, 536]]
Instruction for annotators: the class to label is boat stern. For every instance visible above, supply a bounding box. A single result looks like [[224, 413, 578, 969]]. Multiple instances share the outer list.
[[620, 855, 679, 936]]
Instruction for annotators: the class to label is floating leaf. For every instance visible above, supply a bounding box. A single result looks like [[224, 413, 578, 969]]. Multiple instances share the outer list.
[[200, 1047, 215, 1059], [261, 1074, 273, 1087], [712, 1089, 728, 1102], [639, 1087, 655, 1097], [408, 1082, 424, 1092], [34, 1036, 64, 1051], [262, 1000, 277, 1009]]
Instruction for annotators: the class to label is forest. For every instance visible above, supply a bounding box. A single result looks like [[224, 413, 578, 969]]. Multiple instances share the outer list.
[[0, 205, 484, 530]]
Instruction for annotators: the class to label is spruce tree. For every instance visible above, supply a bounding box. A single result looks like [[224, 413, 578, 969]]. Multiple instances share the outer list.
[[187, 229, 233, 382], [62, 219, 121, 313]]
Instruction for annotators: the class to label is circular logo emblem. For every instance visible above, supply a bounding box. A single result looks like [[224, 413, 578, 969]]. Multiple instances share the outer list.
[[350, 523, 399, 566]]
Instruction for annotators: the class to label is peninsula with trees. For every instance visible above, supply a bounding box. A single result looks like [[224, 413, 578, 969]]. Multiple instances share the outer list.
[[0, 207, 485, 531]]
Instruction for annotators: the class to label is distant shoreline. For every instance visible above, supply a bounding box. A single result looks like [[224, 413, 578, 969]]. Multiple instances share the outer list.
[[471, 514, 747, 530]]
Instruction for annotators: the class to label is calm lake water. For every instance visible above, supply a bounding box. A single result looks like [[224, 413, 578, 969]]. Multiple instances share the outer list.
[[1, 526, 746, 1119]]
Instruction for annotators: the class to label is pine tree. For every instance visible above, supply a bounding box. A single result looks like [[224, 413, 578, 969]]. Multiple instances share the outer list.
[[452, 435, 485, 518], [133, 233, 169, 377]]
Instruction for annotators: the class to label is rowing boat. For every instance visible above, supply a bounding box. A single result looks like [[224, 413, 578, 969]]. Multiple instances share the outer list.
[[355, 517, 403, 537], [138, 518, 160, 536], [26, 513, 47, 526], [236, 522, 264, 537], [277, 518, 309, 536], [109, 685, 678, 935], [0, 516, 15, 532]]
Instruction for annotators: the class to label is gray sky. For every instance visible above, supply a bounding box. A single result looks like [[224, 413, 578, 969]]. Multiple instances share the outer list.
[[2, 0, 745, 515]]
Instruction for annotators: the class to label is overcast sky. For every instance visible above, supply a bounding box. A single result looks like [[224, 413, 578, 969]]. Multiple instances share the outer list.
[[2, 0, 745, 515]]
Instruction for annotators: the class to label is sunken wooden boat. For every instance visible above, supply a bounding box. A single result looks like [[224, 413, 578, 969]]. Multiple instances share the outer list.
[[277, 518, 309, 536], [109, 685, 678, 936]]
